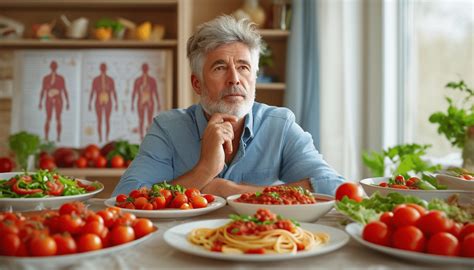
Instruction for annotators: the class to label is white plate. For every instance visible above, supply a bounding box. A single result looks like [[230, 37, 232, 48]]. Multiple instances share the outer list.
[[226, 193, 334, 222], [436, 174, 474, 191], [359, 177, 474, 201], [104, 195, 226, 218], [163, 219, 349, 261], [345, 223, 474, 265], [0, 228, 157, 267], [0, 172, 104, 212]]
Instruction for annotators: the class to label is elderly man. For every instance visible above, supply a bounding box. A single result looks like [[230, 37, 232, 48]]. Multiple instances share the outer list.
[[113, 15, 344, 198]]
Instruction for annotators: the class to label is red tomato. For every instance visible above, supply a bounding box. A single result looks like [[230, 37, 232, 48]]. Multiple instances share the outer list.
[[75, 157, 87, 168], [133, 218, 154, 238], [77, 233, 103, 252], [379, 212, 394, 228], [59, 201, 86, 216], [191, 196, 208, 209], [180, 203, 192, 210], [160, 189, 173, 206], [448, 222, 463, 239], [95, 156, 107, 168], [392, 206, 421, 228], [0, 157, 14, 173], [427, 232, 460, 256], [110, 155, 125, 168], [39, 156, 56, 171], [133, 197, 149, 210], [171, 193, 189, 208], [393, 203, 426, 216], [0, 233, 20, 256], [116, 194, 128, 203], [203, 194, 215, 203], [362, 221, 391, 246], [460, 223, 474, 240], [461, 233, 474, 257], [110, 225, 135, 246], [97, 210, 117, 228], [59, 214, 84, 234], [185, 188, 201, 199], [81, 221, 105, 235], [83, 144, 101, 161], [392, 225, 425, 252], [416, 210, 453, 236], [29, 234, 57, 256], [151, 196, 166, 210], [335, 182, 363, 202], [53, 233, 77, 255], [129, 189, 142, 199]]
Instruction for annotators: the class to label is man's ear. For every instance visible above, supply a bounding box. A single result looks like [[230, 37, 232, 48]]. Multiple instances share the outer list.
[[191, 74, 202, 95]]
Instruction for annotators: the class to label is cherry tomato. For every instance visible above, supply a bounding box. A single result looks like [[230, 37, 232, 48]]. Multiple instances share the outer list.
[[191, 196, 208, 209], [0, 233, 20, 256], [160, 189, 173, 206], [116, 194, 128, 203], [75, 157, 87, 168], [203, 194, 215, 203], [180, 203, 193, 210], [59, 214, 84, 234], [110, 225, 135, 246], [129, 189, 142, 199], [83, 144, 101, 161], [59, 201, 86, 216], [133, 218, 154, 238], [427, 232, 460, 256], [185, 188, 201, 199], [335, 182, 363, 202], [77, 233, 103, 252], [171, 193, 189, 208], [461, 233, 474, 257], [133, 197, 149, 210], [151, 196, 166, 210], [416, 210, 453, 236], [393, 203, 426, 216], [0, 157, 14, 173], [392, 206, 420, 228], [95, 156, 107, 168], [362, 221, 391, 246], [110, 155, 125, 168], [39, 156, 56, 171], [81, 221, 105, 235], [460, 223, 474, 240], [53, 233, 77, 255], [97, 210, 117, 228], [29, 234, 57, 256], [392, 225, 425, 252], [379, 212, 394, 228], [448, 222, 463, 239]]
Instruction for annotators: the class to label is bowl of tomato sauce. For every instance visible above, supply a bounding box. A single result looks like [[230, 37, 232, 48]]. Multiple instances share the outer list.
[[226, 186, 335, 222]]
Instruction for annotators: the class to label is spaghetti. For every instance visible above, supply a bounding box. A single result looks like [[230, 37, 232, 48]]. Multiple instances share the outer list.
[[188, 209, 329, 254]]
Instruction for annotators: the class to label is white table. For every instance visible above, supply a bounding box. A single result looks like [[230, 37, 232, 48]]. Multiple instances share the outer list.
[[3, 199, 471, 270]]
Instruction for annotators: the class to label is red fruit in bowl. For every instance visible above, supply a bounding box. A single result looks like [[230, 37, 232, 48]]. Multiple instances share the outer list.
[[0, 157, 14, 172], [53, 147, 77, 168]]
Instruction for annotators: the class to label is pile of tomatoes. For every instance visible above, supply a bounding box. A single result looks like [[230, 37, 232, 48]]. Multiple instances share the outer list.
[[115, 184, 215, 210], [236, 186, 317, 205], [0, 201, 156, 257], [362, 203, 474, 257]]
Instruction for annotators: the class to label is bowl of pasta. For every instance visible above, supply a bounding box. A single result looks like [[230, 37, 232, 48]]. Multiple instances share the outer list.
[[226, 186, 335, 222]]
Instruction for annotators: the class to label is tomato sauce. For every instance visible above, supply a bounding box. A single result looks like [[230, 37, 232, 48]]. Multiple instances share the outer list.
[[235, 186, 317, 205]]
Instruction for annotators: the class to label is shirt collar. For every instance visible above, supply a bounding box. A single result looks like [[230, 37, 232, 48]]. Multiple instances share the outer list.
[[195, 103, 254, 142]]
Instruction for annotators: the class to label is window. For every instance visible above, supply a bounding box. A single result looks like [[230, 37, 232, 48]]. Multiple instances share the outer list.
[[399, 0, 473, 161]]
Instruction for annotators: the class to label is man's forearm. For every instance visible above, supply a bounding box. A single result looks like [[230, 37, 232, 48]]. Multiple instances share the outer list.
[[169, 164, 215, 190]]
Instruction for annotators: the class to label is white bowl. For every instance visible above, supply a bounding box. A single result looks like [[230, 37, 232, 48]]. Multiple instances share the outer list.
[[359, 177, 474, 201], [0, 172, 103, 212], [435, 174, 474, 191], [226, 193, 335, 222]]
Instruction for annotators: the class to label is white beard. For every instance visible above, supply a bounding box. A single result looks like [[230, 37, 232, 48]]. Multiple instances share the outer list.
[[200, 85, 255, 119]]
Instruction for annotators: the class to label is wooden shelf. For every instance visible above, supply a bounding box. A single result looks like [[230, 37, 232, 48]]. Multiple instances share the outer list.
[[258, 29, 290, 40], [0, 39, 178, 48], [0, 0, 178, 8], [58, 168, 125, 178], [256, 82, 286, 90]]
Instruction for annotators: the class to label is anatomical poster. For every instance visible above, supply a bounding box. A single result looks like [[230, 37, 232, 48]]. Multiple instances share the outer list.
[[12, 49, 172, 148]]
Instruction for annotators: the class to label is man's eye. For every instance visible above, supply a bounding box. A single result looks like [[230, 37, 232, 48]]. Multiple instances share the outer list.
[[214, 66, 225, 71], [238, 66, 250, 71]]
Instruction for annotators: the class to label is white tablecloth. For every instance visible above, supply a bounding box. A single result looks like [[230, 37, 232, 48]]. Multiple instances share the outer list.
[[2, 199, 472, 270]]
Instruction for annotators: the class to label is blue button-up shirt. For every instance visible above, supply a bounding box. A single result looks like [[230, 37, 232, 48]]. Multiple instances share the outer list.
[[113, 102, 345, 196]]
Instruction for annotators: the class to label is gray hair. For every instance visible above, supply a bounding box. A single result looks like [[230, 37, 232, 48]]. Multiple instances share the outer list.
[[186, 15, 262, 80]]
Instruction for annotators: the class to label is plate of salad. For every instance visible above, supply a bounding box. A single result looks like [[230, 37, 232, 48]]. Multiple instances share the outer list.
[[360, 174, 473, 201], [436, 168, 474, 191], [0, 171, 103, 211]]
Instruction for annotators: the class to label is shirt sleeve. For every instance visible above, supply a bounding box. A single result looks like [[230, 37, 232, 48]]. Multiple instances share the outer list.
[[112, 119, 175, 196], [279, 113, 345, 196]]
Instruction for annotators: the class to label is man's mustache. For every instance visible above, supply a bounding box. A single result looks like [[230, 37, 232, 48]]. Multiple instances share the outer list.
[[219, 86, 246, 98]]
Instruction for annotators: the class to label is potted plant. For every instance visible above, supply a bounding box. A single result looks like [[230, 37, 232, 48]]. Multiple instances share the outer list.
[[429, 80, 474, 171], [257, 40, 274, 83]]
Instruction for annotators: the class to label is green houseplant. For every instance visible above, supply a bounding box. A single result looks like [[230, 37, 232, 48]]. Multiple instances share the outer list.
[[429, 80, 474, 170]]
